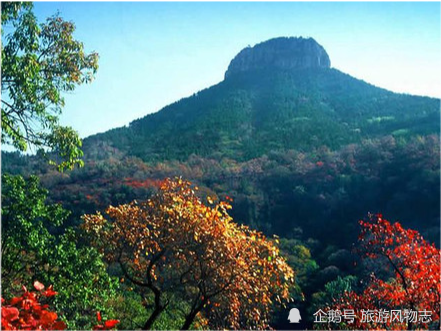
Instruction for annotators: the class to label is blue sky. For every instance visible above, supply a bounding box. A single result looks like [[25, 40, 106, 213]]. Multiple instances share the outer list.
[[29, 2, 441, 139]]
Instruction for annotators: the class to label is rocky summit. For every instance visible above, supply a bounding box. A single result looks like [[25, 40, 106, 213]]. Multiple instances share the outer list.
[[225, 37, 331, 79]]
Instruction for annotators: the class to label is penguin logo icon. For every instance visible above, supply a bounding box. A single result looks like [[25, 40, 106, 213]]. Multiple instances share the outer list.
[[288, 308, 301, 323]]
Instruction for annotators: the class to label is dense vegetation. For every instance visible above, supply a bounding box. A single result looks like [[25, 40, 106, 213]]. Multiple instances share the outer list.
[[86, 68, 439, 162], [330, 215, 440, 330], [82, 178, 294, 330], [1, 3, 440, 330]]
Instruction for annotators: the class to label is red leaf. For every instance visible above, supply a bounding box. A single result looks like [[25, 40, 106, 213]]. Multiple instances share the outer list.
[[9, 296, 22, 306], [40, 311, 58, 325], [43, 285, 58, 297], [96, 311, 102, 322], [51, 320, 67, 330], [1, 307, 19, 321], [104, 320, 119, 329]]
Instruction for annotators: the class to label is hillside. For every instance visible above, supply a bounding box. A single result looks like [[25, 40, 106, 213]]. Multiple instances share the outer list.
[[3, 36, 440, 329], [3, 37, 440, 246], [84, 37, 439, 162]]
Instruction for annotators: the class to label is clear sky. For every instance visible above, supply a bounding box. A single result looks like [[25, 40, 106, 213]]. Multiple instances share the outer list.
[[30, 1, 440, 139]]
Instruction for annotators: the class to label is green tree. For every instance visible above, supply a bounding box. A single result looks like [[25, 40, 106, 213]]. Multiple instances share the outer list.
[[1, 174, 68, 286], [48, 229, 119, 329], [279, 239, 319, 301], [1, 174, 118, 329], [1, 2, 98, 171]]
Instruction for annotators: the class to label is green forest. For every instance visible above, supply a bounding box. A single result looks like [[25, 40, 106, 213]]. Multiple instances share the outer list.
[[1, 3, 440, 331]]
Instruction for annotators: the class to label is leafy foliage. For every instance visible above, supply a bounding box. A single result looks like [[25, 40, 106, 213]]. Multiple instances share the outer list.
[[93, 311, 119, 330], [82, 177, 294, 330], [1, 2, 98, 171], [1, 281, 119, 331], [1, 174, 69, 286], [1, 174, 118, 329], [1, 281, 66, 330], [279, 239, 319, 302], [330, 215, 440, 330], [1, 29, 439, 330], [45, 230, 119, 330]]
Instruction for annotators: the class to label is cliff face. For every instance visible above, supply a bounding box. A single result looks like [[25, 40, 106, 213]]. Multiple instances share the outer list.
[[225, 37, 331, 79]]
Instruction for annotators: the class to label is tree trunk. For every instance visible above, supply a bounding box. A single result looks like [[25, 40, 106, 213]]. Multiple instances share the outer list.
[[143, 305, 165, 330], [181, 310, 199, 330]]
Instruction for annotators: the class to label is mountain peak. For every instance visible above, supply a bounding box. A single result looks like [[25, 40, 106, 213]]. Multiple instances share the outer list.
[[225, 37, 331, 79]]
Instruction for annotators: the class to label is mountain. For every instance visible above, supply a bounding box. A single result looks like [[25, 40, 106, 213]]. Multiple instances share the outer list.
[[3, 37, 440, 247], [84, 37, 439, 162], [2, 35, 439, 331], [3, 37, 439, 330]]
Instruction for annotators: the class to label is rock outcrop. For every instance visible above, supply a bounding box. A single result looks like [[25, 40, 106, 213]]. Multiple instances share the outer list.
[[225, 37, 331, 79]]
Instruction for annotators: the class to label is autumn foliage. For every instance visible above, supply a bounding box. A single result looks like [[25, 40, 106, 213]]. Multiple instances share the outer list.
[[82, 177, 294, 329], [330, 214, 440, 330], [1, 281, 66, 330], [93, 312, 119, 331], [0, 281, 119, 331]]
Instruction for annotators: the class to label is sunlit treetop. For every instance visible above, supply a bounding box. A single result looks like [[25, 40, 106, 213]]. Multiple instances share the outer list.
[[82, 177, 295, 329]]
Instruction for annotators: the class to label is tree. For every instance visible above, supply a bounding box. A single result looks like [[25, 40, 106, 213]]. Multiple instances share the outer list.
[[1, 174, 119, 329], [82, 177, 294, 330], [1, 280, 119, 331], [1, 2, 98, 171], [279, 239, 319, 302], [46, 229, 120, 329], [1, 174, 68, 287], [330, 214, 440, 330]]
